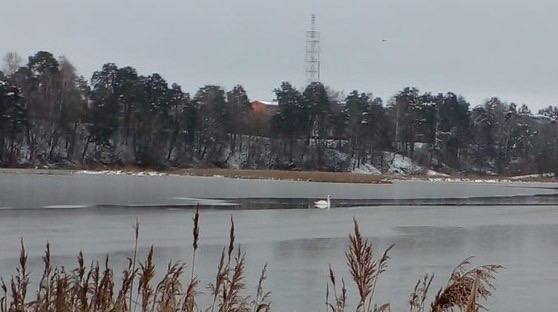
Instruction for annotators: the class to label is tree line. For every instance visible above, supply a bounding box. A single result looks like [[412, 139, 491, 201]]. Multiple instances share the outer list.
[[2, 50, 558, 175]]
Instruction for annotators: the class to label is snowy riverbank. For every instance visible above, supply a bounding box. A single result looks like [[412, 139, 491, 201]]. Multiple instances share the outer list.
[[1, 167, 556, 185]]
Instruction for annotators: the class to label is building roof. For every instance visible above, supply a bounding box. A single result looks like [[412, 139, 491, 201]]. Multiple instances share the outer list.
[[252, 99, 278, 106]]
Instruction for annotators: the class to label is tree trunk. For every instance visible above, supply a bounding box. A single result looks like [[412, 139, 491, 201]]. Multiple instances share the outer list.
[[0, 128, 5, 164], [81, 137, 91, 164]]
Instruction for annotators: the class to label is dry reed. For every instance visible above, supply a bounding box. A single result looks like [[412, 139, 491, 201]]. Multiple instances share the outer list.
[[328, 219, 392, 312], [328, 220, 502, 312], [408, 258, 502, 312], [0, 213, 502, 312], [0, 210, 270, 312]]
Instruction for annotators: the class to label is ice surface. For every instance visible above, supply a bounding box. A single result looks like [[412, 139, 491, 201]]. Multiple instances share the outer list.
[[0, 173, 557, 311]]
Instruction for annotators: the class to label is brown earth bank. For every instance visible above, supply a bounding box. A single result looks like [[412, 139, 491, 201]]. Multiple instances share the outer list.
[[0, 167, 390, 184], [2, 166, 558, 184], [174, 168, 391, 184]]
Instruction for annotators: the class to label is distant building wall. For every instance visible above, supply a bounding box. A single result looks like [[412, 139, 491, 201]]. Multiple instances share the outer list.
[[250, 100, 279, 116]]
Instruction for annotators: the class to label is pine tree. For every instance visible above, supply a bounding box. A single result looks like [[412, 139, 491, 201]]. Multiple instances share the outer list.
[[0, 79, 27, 165], [272, 82, 303, 164], [226, 85, 250, 153]]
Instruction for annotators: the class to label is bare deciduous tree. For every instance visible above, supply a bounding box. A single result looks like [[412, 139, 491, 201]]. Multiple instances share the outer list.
[[2, 52, 22, 76]]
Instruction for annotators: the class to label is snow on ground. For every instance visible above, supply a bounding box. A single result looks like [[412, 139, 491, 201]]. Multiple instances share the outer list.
[[384, 152, 425, 175], [352, 163, 381, 175], [425, 177, 512, 183], [509, 173, 555, 180], [426, 169, 450, 177], [423, 176, 545, 183], [225, 148, 246, 169], [76, 170, 168, 177], [424, 172, 555, 184]]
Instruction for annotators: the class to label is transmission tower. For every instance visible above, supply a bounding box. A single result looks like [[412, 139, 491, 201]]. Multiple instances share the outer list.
[[305, 14, 320, 84]]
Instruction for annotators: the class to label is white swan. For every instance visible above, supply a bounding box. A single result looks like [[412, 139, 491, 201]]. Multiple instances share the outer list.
[[314, 195, 331, 209]]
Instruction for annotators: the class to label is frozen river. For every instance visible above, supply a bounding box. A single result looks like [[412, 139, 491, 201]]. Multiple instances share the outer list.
[[1, 172, 558, 311]]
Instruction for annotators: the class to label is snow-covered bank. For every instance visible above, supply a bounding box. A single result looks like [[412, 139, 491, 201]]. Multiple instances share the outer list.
[[76, 170, 170, 177], [508, 173, 555, 180], [351, 163, 381, 175], [72, 168, 390, 184], [405, 174, 557, 184], [384, 153, 425, 175], [72, 168, 556, 185], [2, 159, 555, 185]]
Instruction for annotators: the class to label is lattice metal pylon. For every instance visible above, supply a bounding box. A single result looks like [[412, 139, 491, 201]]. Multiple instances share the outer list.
[[305, 14, 320, 84]]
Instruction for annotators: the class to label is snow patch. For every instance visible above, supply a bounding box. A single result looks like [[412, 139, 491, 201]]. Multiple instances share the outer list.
[[424, 177, 521, 183], [173, 197, 238, 206], [426, 170, 449, 177], [384, 152, 425, 175], [76, 170, 168, 177], [253, 99, 278, 106], [509, 173, 555, 180], [352, 163, 381, 175], [43, 204, 91, 209]]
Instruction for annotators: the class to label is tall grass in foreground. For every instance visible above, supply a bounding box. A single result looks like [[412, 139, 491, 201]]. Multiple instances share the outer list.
[[0, 211, 501, 312], [327, 219, 502, 312]]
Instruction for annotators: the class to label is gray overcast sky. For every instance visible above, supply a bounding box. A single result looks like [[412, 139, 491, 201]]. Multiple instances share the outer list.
[[2, 0, 558, 109]]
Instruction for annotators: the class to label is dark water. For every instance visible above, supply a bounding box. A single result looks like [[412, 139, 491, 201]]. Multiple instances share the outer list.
[[1, 172, 558, 311]]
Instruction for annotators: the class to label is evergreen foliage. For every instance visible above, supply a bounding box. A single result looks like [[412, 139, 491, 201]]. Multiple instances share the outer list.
[[1, 50, 558, 175]]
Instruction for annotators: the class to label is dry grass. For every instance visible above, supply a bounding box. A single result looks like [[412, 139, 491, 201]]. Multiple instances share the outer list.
[[0, 209, 271, 312], [175, 168, 390, 184], [428, 258, 502, 312], [0, 213, 502, 312], [328, 220, 502, 312], [407, 259, 502, 312], [0, 168, 391, 184], [327, 220, 393, 312]]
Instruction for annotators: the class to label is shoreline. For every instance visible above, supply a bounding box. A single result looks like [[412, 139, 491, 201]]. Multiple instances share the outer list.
[[1, 167, 557, 184], [0, 167, 390, 184]]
